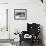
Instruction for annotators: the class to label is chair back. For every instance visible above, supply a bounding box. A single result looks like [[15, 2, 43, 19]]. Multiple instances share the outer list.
[[27, 23, 40, 36]]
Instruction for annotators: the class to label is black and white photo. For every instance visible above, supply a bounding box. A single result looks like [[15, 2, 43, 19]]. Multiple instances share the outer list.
[[14, 9, 27, 20]]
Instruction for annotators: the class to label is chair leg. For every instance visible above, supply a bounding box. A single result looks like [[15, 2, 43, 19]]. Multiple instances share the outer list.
[[20, 41, 21, 45]]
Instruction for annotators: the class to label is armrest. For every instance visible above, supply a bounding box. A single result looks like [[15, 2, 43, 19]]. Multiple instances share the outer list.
[[22, 31, 28, 35], [19, 31, 27, 41]]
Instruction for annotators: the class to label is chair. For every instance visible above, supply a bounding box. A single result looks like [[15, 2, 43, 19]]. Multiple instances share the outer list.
[[19, 23, 40, 46]]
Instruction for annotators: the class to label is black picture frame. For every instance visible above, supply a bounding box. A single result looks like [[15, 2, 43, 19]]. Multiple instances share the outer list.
[[14, 9, 27, 20]]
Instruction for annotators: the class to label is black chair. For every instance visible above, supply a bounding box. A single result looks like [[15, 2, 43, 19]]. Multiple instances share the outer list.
[[19, 23, 40, 46], [27, 23, 40, 43]]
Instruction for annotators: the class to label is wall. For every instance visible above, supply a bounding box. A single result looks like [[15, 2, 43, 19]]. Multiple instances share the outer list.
[[0, 0, 8, 3]]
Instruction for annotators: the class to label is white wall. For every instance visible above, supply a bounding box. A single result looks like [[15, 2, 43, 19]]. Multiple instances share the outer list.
[[0, 0, 8, 3]]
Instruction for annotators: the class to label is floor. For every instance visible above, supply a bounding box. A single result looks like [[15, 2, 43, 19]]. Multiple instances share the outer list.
[[0, 41, 43, 46], [0, 43, 13, 46], [19, 41, 43, 46]]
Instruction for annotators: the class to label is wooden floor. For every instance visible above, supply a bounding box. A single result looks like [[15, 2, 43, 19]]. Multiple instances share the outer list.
[[19, 41, 43, 46]]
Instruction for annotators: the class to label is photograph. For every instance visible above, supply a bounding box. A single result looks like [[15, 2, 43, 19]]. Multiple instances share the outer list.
[[14, 9, 27, 20]]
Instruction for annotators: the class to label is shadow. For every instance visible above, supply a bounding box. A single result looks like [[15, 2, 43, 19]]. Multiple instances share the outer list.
[[40, 25, 45, 46]]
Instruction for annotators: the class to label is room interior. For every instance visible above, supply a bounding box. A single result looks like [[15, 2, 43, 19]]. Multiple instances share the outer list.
[[0, 0, 46, 46]]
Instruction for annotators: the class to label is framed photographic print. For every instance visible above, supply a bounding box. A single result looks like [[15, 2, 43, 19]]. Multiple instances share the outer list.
[[14, 9, 27, 20]]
